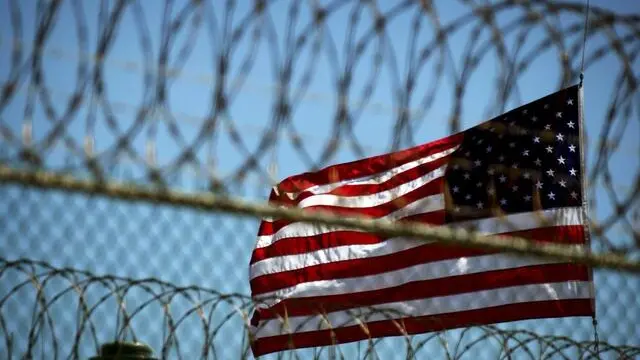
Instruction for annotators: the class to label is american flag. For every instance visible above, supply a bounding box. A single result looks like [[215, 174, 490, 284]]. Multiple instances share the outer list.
[[248, 85, 594, 356]]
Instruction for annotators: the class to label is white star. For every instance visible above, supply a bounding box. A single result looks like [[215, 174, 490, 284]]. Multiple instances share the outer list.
[[531, 116, 538, 122], [522, 109, 528, 114], [567, 121, 575, 129], [465, 194, 472, 200], [559, 180, 567, 187], [474, 159, 482, 167], [567, 98, 574, 105], [487, 168, 495, 176], [524, 195, 532, 202], [570, 191, 578, 199], [546, 145, 553, 153], [486, 146, 492, 153], [545, 124, 552, 130], [546, 169, 555, 177], [452, 186, 460, 193], [464, 151, 471, 157], [509, 121, 516, 127], [533, 136, 540, 143], [500, 198, 508, 206], [477, 138, 484, 144], [556, 133, 564, 142], [489, 127, 495, 132], [523, 172, 531, 179], [521, 128, 529, 135], [498, 155, 505, 162], [512, 185, 519, 192], [509, 142, 516, 148], [476, 181, 483, 188], [463, 172, 471, 180], [453, 164, 460, 170], [512, 163, 519, 169], [522, 149, 530, 156], [535, 180, 543, 189], [499, 174, 507, 183], [544, 103, 549, 109], [569, 168, 577, 176], [454, 206, 461, 212], [556, 112, 563, 118], [487, 187, 496, 195], [569, 144, 576, 152], [548, 192, 556, 200], [476, 201, 484, 209], [534, 158, 542, 166], [557, 156, 565, 165]]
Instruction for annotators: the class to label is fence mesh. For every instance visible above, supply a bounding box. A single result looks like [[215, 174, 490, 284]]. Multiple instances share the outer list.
[[0, 0, 639, 359]]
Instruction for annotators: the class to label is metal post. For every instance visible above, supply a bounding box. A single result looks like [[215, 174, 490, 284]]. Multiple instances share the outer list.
[[89, 341, 157, 360]]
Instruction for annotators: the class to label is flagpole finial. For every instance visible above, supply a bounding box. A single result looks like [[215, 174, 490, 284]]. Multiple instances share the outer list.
[[579, 73, 584, 88]]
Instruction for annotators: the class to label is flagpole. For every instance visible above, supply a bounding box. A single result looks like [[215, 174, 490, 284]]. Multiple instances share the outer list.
[[577, 0, 598, 351], [579, 0, 591, 89]]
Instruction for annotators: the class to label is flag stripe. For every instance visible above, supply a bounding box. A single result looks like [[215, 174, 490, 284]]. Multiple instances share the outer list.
[[255, 206, 582, 250], [260, 155, 451, 234], [253, 231, 585, 306], [258, 172, 445, 238], [258, 193, 445, 242], [250, 299, 594, 356], [250, 225, 586, 295], [256, 263, 589, 319], [255, 193, 444, 249], [252, 223, 585, 281], [291, 165, 446, 209], [252, 207, 582, 269], [271, 149, 455, 207], [251, 213, 445, 264], [276, 134, 463, 193], [252, 281, 592, 339]]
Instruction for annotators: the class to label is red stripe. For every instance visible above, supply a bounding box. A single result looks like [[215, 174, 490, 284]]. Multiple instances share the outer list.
[[251, 211, 445, 264], [258, 177, 445, 237], [268, 155, 450, 208], [276, 134, 463, 193], [251, 243, 487, 295], [251, 299, 594, 356], [250, 226, 586, 295], [257, 263, 590, 319]]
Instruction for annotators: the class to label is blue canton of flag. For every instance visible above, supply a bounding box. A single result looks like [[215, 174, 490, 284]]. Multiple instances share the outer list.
[[445, 85, 583, 222]]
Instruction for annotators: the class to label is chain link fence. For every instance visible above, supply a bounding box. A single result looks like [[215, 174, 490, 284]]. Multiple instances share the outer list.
[[0, 0, 639, 358]]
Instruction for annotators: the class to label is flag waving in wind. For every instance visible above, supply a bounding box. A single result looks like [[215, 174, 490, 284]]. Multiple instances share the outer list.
[[249, 85, 594, 356]]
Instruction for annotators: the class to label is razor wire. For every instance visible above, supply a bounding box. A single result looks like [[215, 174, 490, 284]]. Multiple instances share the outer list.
[[2, 257, 639, 360], [1, 0, 640, 359]]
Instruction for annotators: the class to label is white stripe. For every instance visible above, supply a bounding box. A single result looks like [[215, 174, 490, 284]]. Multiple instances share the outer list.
[[251, 237, 427, 280], [255, 193, 445, 249], [452, 206, 585, 234], [384, 194, 444, 220], [253, 253, 567, 306], [262, 196, 438, 225], [251, 207, 583, 277], [282, 146, 459, 199], [253, 281, 592, 339], [295, 166, 446, 209]]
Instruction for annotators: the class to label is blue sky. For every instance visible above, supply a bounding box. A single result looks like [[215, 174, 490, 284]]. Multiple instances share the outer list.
[[0, 0, 639, 358]]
